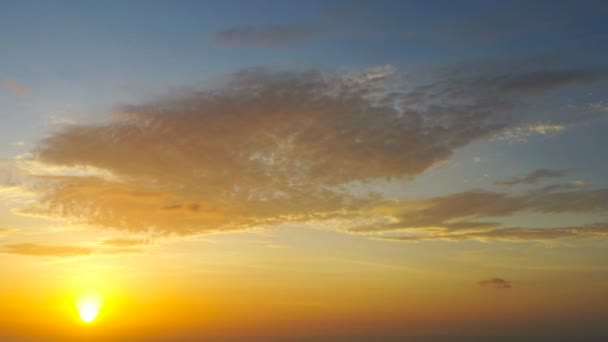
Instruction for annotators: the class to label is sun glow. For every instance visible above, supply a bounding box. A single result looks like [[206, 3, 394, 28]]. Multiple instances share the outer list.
[[76, 293, 102, 323]]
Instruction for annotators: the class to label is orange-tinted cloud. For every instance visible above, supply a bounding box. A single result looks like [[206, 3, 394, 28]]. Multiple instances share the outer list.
[[478, 277, 512, 289], [3, 80, 30, 95], [354, 187, 608, 230], [381, 223, 608, 242], [15, 68, 608, 239], [101, 237, 150, 247], [2, 242, 146, 257], [3, 243, 92, 257]]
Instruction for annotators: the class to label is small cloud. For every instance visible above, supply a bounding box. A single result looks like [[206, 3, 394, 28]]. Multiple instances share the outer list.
[[588, 101, 608, 112], [49, 115, 76, 126], [571, 180, 590, 187], [496, 122, 566, 143], [478, 277, 512, 289], [495, 169, 565, 186], [3, 243, 92, 257], [99, 248, 143, 254], [213, 25, 326, 47], [101, 237, 150, 247], [3, 80, 30, 96]]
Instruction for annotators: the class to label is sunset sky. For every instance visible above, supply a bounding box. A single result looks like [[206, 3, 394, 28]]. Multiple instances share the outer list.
[[1, 1, 608, 341]]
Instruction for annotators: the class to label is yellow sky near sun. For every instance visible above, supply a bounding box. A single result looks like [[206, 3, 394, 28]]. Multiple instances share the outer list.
[[1, 225, 608, 341]]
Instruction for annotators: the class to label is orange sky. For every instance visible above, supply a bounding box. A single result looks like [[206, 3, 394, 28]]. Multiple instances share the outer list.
[[2, 1, 608, 341]]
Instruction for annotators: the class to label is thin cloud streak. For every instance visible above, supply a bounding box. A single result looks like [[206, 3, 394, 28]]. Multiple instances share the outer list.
[[495, 169, 566, 186], [2, 80, 30, 95], [478, 277, 512, 289], [3, 243, 93, 257], [213, 26, 327, 47]]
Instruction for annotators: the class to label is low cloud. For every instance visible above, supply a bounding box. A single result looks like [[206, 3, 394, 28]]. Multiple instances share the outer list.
[[3, 80, 30, 95], [99, 248, 143, 254], [354, 187, 608, 241], [495, 169, 565, 186], [478, 278, 512, 289], [213, 26, 326, 47], [495, 122, 567, 142], [3, 243, 93, 257], [381, 223, 608, 242], [589, 101, 608, 112], [101, 237, 150, 247], [2, 242, 146, 257], [10, 67, 608, 241], [353, 188, 608, 232]]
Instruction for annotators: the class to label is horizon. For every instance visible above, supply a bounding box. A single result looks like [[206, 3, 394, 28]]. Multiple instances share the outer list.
[[1, 1, 608, 341]]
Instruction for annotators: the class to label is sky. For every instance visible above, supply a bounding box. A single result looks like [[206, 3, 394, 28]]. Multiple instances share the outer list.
[[1, 0, 608, 341]]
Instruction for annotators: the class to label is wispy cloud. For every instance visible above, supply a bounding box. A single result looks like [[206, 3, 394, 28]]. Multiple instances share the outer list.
[[3, 243, 92, 257], [355, 186, 608, 242], [478, 277, 512, 289], [495, 169, 565, 186], [101, 237, 150, 247], [2, 242, 145, 257], [3, 80, 30, 95], [213, 25, 327, 47], [588, 101, 608, 112], [495, 122, 567, 142], [381, 223, 608, 242]]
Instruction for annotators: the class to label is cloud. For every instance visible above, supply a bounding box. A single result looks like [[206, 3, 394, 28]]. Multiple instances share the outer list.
[[13, 67, 608, 238], [3, 80, 30, 95], [494, 122, 567, 142], [381, 223, 608, 242], [101, 237, 150, 247], [352, 187, 608, 241], [478, 278, 512, 289], [353, 188, 608, 232], [571, 180, 590, 187], [99, 248, 143, 254], [3, 243, 93, 257], [488, 70, 603, 94], [2, 242, 146, 257], [495, 169, 565, 186], [213, 26, 326, 47], [588, 101, 608, 112]]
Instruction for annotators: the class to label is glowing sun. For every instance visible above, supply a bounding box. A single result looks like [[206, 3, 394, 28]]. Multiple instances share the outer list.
[[76, 293, 103, 323]]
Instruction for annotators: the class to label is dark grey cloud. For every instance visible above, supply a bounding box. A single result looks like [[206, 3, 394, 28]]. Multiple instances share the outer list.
[[15, 67, 608, 239], [478, 278, 512, 289], [213, 26, 326, 47], [489, 70, 604, 95], [496, 169, 566, 186], [425, 69, 606, 103]]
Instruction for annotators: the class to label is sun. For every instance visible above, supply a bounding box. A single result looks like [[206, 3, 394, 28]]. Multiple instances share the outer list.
[[76, 292, 103, 323]]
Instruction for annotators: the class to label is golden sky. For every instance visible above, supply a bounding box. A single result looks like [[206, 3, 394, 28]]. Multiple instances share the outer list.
[[1, 1, 608, 341]]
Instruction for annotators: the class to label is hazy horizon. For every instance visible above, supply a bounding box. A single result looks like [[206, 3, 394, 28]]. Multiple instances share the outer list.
[[1, 0, 608, 340]]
